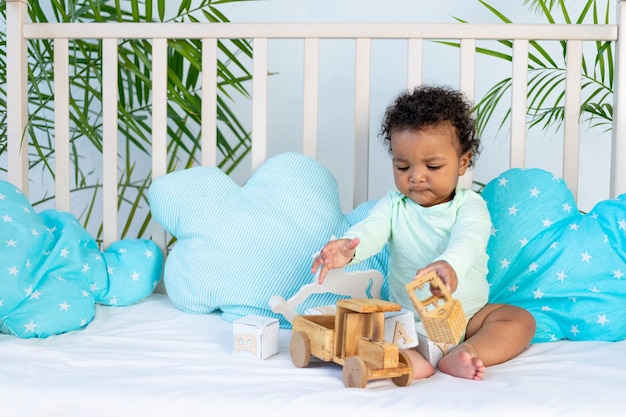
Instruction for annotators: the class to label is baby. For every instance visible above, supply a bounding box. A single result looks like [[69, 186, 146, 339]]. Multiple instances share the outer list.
[[311, 85, 536, 380]]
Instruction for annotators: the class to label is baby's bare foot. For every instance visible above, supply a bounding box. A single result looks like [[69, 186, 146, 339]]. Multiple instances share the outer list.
[[438, 345, 485, 380]]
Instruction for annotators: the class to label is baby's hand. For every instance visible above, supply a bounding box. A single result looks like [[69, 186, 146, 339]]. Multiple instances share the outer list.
[[415, 260, 458, 296], [311, 238, 360, 284]]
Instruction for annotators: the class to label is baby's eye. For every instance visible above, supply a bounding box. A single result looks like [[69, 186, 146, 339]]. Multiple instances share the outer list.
[[395, 166, 409, 171], [427, 165, 442, 170]]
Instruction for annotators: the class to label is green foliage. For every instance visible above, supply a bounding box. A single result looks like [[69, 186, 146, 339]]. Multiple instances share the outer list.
[[455, 0, 614, 135], [0, 0, 254, 242]]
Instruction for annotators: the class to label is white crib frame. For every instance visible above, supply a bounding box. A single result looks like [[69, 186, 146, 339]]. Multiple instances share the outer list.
[[6, 0, 626, 253]]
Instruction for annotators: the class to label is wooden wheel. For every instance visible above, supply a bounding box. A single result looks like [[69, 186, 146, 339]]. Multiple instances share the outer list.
[[343, 356, 368, 388], [391, 350, 414, 387], [290, 331, 311, 368]]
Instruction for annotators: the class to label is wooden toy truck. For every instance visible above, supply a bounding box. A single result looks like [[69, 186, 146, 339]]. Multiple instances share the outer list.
[[290, 298, 414, 388]]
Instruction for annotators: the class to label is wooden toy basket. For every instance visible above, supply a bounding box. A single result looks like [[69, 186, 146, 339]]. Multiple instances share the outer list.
[[405, 271, 467, 345]]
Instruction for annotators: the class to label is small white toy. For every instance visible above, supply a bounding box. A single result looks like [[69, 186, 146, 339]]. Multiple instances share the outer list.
[[233, 315, 279, 360], [269, 247, 383, 324]]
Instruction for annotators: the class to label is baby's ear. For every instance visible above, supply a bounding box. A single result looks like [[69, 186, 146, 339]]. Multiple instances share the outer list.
[[458, 151, 472, 175]]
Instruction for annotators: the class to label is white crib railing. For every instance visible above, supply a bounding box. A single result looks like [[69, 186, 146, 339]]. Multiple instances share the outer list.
[[6, 0, 626, 252]]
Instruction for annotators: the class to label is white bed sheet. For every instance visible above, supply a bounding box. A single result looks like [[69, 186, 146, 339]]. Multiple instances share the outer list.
[[2, 293, 624, 417]]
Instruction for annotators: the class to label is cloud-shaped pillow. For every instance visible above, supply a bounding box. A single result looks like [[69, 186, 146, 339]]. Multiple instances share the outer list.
[[482, 168, 626, 343], [0, 180, 163, 338], [148, 152, 388, 327]]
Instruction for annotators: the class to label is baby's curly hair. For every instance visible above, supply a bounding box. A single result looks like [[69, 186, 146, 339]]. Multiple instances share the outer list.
[[379, 84, 481, 167]]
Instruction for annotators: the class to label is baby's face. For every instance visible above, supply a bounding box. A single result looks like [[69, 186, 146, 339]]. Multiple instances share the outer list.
[[390, 122, 470, 207]]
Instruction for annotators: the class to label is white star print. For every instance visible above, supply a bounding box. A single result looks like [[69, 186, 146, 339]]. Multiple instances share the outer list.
[[60, 247, 69, 258], [550, 242, 559, 250], [618, 219, 626, 231], [569, 223, 579, 231], [499, 177, 509, 186], [109, 296, 119, 305], [529, 187, 540, 197], [542, 218, 554, 227], [509, 284, 519, 292], [82, 264, 90, 273], [519, 237, 528, 247], [590, 286, 601, 293], [24, 321, 37, 332], [118, 248, 127, 254], [508, 206, 520, 216], [490, 226, 498, 236], [597, 315, 609, 327], [59, 301, 71, 311], [562, 202, 572, 213], [581, 251, 592, 263], [31, 228, 40, 237], [29, 290, 42, 300], [541, 305, 552, 311], [614, 269, 624, 280], [2, 214, 13, 222], [570, 325, 580, 337], [144, 249, 154, 258], [8, 266, 19, 276], [533, 288, 544, 299], [6, 239, 17, 247], [500, 259, 511, 269], [529, 262, 539, 272], [0, 193, 4, 200], [130, 271, 140, 282], [556, 270, 567, 282]]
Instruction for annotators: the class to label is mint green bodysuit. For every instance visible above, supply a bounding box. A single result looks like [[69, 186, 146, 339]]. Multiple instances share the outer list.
[[344, 186, 491, 321]]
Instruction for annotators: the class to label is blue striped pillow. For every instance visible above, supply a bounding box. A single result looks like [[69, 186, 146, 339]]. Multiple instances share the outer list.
[[149, 152, 388, 328]]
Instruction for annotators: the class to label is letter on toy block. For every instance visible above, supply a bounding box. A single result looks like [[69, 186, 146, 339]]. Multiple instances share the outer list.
[[383, 309, 418, 349], [232, 315, 279, 359]]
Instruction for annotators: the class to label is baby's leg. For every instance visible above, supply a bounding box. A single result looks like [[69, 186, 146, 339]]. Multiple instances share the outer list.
[[438, 303, 536, 380], [402, 349, 436, 379]]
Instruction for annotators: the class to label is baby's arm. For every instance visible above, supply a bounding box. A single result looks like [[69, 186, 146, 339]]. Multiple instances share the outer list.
[[311, 238, 360, 283]]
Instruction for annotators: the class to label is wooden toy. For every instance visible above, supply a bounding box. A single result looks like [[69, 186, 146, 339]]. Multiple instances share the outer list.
[[290, 298, 414, 388], [405, 271, 467, 345], [233, 315, 280, 359]]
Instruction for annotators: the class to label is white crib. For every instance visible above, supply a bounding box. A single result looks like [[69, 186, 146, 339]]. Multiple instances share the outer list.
[[3, 1, 626, 416]]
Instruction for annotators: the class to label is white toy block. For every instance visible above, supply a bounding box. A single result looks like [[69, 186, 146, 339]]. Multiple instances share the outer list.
[[383, 309, 419, 349], [414, 322, 457, 367], [232, 315, 279, 360]]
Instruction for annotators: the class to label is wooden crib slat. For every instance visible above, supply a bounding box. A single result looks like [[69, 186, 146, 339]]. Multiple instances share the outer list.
[[54, 38, 70, 212], [407, 38, 423, 89], [6, 0, 29, 195], [458, 39, 476, 190], [151, 38, 169, 251], [354, 38, 371, 208], [510, 39, 529, 169], [102, 38, 119, 248], [201, 38, 218, 167], [611, 0, 626, 199], [302, 38, 320, 159], [251, 38, 269, 172], [563, 40, 583, 201]]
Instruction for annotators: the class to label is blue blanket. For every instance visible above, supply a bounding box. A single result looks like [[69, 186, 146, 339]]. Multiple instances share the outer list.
[[483, 168, 626, 343], [0, 180, 163, 338]]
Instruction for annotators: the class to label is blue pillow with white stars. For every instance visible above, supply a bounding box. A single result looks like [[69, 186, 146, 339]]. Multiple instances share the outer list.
[[0, 180, 163, 338], [482, 168, 626, 343], [148, 152, 389, 328]]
